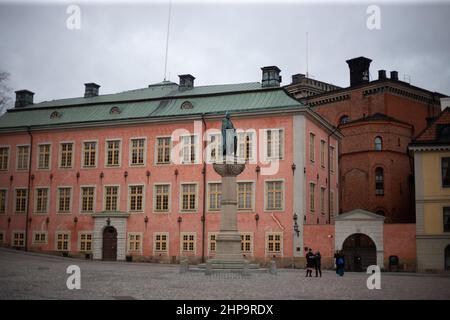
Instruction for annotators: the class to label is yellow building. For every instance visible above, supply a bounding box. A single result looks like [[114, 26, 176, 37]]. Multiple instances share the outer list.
[[409, 107, 450, 272]]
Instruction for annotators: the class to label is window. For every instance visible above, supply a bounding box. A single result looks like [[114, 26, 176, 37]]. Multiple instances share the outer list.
[[208, 183, 221, 211], [208, 134, 221, 163], [266, 181, 283, 211], [38, 144, 51, 169], [13, 232, 25, 247], [130, 138, 145, 166], [375, 167, 384, 195], [16, 146, 30, 170], [238, 182, 253, 211], [106, 140, 121, 167], [56, 232, 70, 251], [309, 183, 315, 212], [182, 233, 195, 252], [375, 136, 382, 151], [154, 233, 168, 253], [376, 210, 385, 216], [0, 189, 6, 214], [15, 189, 27, 213], [241, 233, 252, 254], [309, 133, 315, 162], [181, 184, 197, 211], [79, 233, 92, 252], [57, 188, 71, 213], [128, 233, 142, 253], [320, 187, 326, 214], [182, 135, 197, 164], [330, 146, 335, 172], [156, 137, 171, 164], [267, 233, 282, 254], [237, 132, 254, 161], [60, 143, 73, 168], [129, 185, 144, 212], [81, 187, 95, 213], [444, 207, 450, 233], [442, 157, 450, 187], [154, 184, 170, 212], [83, 142, 97, 167], [35, 188, 49, 214], [320, 140, 326, 167], [33, 232, 47, 245], [0, 232, 4, 245], [0, 147, 9, 170], [209, 234, 216, 254], [266, 129, 283, 160], [339, 115, 350, 125], [104, 186, 119, 211], [330, 190, 335, 217]]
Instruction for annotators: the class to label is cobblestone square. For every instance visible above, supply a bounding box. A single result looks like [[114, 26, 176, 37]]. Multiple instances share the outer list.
[[0, 248, 449, 300]]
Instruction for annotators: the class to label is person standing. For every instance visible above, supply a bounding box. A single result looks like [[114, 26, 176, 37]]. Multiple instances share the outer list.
[[314, 251, 322, 277], [305, 248, 315, 277], [336, 251, 345, 277]]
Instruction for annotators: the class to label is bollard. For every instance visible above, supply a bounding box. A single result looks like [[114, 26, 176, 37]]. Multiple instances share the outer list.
[[179, 258, 189, 274], [205, 260, 212, 275], [269, 260, 277, 275]]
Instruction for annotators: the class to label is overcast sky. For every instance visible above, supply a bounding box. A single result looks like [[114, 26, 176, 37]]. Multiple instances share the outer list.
[[0, 0, 449, 105]]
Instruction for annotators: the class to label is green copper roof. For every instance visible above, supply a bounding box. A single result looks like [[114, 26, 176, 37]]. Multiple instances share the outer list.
[[0, 82, 304, 130]]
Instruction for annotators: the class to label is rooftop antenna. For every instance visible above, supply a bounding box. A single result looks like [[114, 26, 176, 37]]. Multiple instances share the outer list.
[[163, 0, 172, 81]]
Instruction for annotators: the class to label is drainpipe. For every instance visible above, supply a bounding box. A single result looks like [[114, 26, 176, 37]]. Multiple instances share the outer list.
[[25, 126, 33, 252], [327, 125, 340, 224], [201, 114, 207, 263]]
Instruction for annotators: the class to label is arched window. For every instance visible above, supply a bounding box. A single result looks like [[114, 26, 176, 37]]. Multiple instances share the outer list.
[[339, 115, 350, 125], [109, 106, 121, 114], [374, 136, 382, 151], [376, 210, 385, 216], [50, 111, 61, 119], [375, 167, 384, 195]]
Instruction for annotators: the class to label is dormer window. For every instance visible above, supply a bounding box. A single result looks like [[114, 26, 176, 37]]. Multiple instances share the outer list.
[[109, 106, 121, 114], [181, 101, 193, 110], [50, 111, 62, 119], [438, 124, 450, 141]]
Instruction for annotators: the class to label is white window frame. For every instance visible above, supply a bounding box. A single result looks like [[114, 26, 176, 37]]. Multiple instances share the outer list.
[[154, 136, 172, 165], [55, 231, 71, 251], [264, 179, 285, 212], [265, 231, 283, 256], [240, 232, 254, 255], [320, 186, 327, 215], [128, 184, 145, 213], [0, 145, 11, 171], [207, 232, 218, 256], [153, 232, 169, 255], [79, 185, 96, 214], [309, 132, 316, 163], [36, 142, 52, 171], [153, 183, 172, 213], [207, 181, 222, 212], [34, 186, 50, 215], [0, 188, 7, 215], [15, 144, 30, 171], [263, 128, 284, 161], [206, 132, 222, 164], [14, 187, 28, 214], [181, 134, 199, 165], [320, 139, 326, 168], [59, 141, 75, 169], [56, 186, 73, 214], [78, 231, 93, 252], [103, 185, 120, 212], [129, 137, 147, 167], [32, 231, 48, 245], [237, 180, 255, 212], [12, 230, 26, 247], [236, 129, 256, 163], [104, 138, 122, 168], [127, 232, 143, 254], [180, 182, 198, 213], [82, 140, 99, 169], [309, 182, 316, 214], [180, 232, 197, 255]]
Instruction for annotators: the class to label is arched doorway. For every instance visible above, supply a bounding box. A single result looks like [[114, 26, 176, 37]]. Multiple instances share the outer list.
[[342, 233, 376, 272], [102, 226, 118, 261], [445, 245, 450, 271]]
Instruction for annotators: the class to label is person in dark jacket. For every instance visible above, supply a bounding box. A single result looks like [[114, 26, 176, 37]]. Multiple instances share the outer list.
[[314, 251, 322, 277], [336, 251, 345, 276], [305, 248, 315, 277]]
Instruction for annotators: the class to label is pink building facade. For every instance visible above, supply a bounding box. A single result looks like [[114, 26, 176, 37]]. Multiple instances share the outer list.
[[0, 69, 340, 266]]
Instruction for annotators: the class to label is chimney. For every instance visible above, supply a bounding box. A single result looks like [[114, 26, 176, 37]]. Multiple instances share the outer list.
[[84, 83, 100, 98], [261, 66, 282, 87], [15, 90, 34, 108], [378, 70, 387, 80], [346, 56, 372, 87], [178, 74, 195, 91], [291, 73, 305, 84], [390, 71, 398, 81]]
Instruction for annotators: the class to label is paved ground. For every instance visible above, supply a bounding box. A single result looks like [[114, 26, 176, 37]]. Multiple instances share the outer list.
[[1, 248, 449, 300]]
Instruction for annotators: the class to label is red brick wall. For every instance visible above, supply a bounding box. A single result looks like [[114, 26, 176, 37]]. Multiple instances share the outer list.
[[303, 225, 335, 257], [383, 224, 416, 270]]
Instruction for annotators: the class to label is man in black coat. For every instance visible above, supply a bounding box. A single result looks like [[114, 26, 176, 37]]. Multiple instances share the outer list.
[[305, 249, 315, 277], [314, 251, 322, 277]]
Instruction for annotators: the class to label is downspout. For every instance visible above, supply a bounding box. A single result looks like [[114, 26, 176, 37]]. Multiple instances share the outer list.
[[327, 125, 340, 224], [201, 114, 207, 263], [25, 126, 33, 252]]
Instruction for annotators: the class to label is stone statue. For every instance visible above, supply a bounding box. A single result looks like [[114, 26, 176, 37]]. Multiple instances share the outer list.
[[221, 111, 237, 158]]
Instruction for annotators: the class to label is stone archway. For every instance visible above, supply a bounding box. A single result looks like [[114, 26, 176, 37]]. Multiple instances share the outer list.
[[102, 226, 118, 261], [445, 245, 450, 271], [342, 233, 377, 272]]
